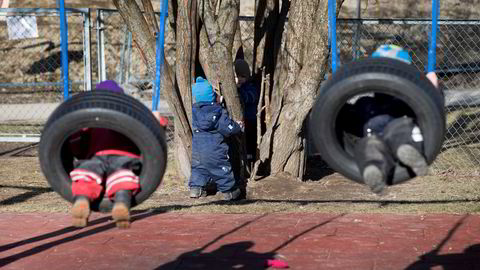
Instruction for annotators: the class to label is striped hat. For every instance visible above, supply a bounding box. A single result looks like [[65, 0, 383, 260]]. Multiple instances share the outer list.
[[371, 44, 412, 64]]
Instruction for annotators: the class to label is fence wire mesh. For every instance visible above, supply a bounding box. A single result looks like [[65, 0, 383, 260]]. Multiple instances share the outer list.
[[2, 10, 480, 176], [239, 16, 255, 71], [0, 9, 86, 140], [99, 10, 173, 147], [332, 19, 480, 175]]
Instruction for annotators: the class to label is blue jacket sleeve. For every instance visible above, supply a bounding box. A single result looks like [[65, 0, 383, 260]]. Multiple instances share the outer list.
[[216, 108, 242, 137], [239, 83, 259, 106]]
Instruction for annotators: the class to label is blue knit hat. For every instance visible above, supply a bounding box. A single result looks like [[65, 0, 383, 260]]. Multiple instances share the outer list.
[[372, 44, 412, 64], [192, 76, 215, 102], [95, 80, 124, 93]]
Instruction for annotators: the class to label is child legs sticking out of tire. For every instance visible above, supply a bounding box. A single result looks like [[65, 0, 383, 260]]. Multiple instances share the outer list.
[[353, 45, 441, 194], [354, 134, 395, 194], [383, 117, 428, 177], [356, 115, 428, 194], [68, 80, 168, 228], [70, 155, 141, 228]]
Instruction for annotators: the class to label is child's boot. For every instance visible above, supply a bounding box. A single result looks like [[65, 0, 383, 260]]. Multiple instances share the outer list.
[[189, 187, 206, 198], [71, 196, 90, 227], [222, 187, 241, 201], [354, 135, 394, 194], [112, 190, 132, 229], [396, 143, 428, 176], [384, 118, 428, 176]]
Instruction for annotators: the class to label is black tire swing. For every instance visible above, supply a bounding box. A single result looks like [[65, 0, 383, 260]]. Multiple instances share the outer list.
[[309, 0, 445, 185], [39, 91, 168, 212], [309, 57, 445, 184]]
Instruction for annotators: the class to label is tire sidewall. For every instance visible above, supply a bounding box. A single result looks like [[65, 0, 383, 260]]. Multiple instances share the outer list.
[[310, 71, 445, 184], [40, 105, 166, 212]]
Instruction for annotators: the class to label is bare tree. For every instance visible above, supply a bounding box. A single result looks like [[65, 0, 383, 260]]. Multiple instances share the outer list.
[[113, 0, 242, 181], [253, 0, 345, 179], [112, 0, 344, 182]]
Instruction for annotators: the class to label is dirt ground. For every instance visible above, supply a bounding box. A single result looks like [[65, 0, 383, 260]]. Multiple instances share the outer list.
[[2, 1, 480, 217], [1, 142, 480, 215]]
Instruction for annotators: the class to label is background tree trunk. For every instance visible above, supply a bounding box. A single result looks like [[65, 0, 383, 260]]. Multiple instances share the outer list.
[[163, 0, 193, 181], [115, 0, 345, 184], [173, 0, 197, 181], [253, 0, 279, 78], [257, 0, 345, 179], [113, 0, 193, 181]]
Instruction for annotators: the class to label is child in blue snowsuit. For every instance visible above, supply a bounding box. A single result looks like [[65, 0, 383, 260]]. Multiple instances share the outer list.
[[189, 77, 244, 200]]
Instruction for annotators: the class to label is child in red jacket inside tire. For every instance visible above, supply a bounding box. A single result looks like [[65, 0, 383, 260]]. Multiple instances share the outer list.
[[68, 80, 168, 229]]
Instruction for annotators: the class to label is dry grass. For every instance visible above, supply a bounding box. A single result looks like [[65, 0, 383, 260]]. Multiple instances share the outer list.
[[1, 144, 480, 215], [431, 108, 480, 174], [1, 0, 480, 216], [1, 103, 480, 215]]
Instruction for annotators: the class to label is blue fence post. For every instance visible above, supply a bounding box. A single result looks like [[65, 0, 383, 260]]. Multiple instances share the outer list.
[[59, 0, 69, 100], [427, 0, 439, 73], [152, 0, 168, 111], [328, 0, 338, 73]]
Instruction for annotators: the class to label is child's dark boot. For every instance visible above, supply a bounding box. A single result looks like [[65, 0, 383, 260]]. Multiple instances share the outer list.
[[112, 190, 132, 229], [354, 135, 394, 194], [222, 187, 241, 201], [383, 117, 428, 177]]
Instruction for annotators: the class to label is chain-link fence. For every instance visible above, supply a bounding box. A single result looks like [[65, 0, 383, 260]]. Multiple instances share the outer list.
[[333, 19, 480, 174], [239, 16, 255, 71], [0, 8, 174, 145], [0, 8, 89, 141], [335, 19, 480, 88], [2, 9, 480, 175], [98, 9, 173, 144], [98, 10, 154, 96], [238, 18, 480, 175]]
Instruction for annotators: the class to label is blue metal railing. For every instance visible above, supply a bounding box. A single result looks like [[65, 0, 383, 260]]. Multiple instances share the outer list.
[[152, 0, 168, 112], [58, 0, 69, 100], [328, 0, 338, 73], [427, 0, 440, 73], [328, 0, 441, 74]]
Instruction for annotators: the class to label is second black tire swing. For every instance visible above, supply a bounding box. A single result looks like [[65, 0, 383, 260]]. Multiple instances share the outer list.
[[309, 0, 445, 185]]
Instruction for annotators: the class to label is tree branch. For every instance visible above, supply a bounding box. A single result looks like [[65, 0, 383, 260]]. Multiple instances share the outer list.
[[250, 67, 266, 181], [113, 0, 192, 161], [175, 0, 195, 123], [141, 0, 159, 33]]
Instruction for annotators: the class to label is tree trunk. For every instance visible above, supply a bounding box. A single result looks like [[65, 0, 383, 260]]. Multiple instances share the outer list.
[[173, 0, 197, 181], [175, 0, 195, 124], [196, 0, 243, 120], [258, 0, 345, 179], [141, 0, 159, 33], [163, 0, 193, 181], [113, 0, 193, 181], [231, 16, 241, 61], [253, 0, 279, 76]]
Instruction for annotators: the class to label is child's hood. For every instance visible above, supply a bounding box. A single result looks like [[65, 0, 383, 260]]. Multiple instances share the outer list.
[[192, 102, 222, 131]]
